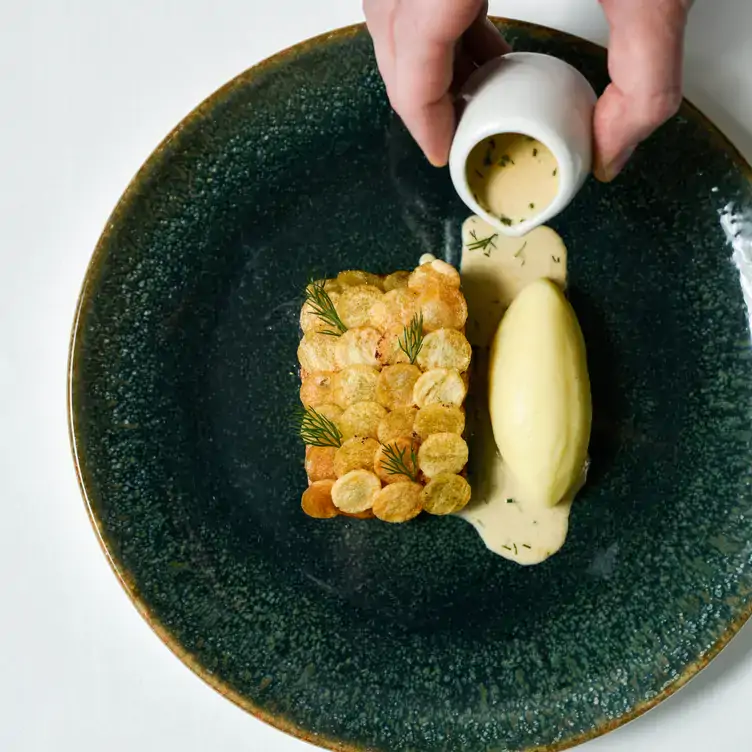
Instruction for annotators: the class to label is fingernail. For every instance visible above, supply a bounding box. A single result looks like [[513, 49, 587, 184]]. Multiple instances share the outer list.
[[602, 146, 635, 182], [425, 147, 449, 168]]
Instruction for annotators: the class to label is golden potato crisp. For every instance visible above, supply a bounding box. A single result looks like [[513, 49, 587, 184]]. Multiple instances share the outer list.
[[413, 368, 467, 408], [421, 473, 472, 515], [339, 401, 387, 440], [300, 290, 342, 334], [337, 270, 384, 290], [333, 437, 379, 477], [374, 438, 420, 484], [302, 480, 339, 519], [331, 470, 381, 513], [312, 403, 343, 425], [333, 365, 380, 408], [300, 372, 337, 407], [372, 482, 423, 523], [369, 288, 420, 332], [337, 285, 384, 328], [419, 285, 468, 331], [375, 326, 411, 367], [377, 407, 418, 443], [408, 259, 461, 291], [334, 326, 381, 368], [298, 331, 338, 372], [376, 364, 422, 410], [417, 328, 472, 372], [418, 432, 469, 478], [305, 446, 337, 481], [383, 270, 411, 291], [413, 404, 465, 439]]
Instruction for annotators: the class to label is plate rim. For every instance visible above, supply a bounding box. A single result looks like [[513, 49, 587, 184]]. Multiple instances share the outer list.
[[67, 18, 752, 752]]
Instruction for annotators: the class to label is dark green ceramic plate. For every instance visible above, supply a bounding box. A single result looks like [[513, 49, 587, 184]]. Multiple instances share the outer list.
[[69, 19, 752, 752]]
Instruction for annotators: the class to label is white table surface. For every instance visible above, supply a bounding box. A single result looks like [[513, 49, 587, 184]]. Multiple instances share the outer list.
[[2, 1, 751, 750]]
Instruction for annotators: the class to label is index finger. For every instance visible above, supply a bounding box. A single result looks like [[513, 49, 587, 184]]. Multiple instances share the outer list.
[[390, 35, 457, 166], [364, 0, 505, 166]]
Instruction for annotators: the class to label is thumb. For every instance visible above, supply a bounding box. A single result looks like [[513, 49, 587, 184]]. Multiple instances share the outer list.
[[594, 0, 690, 182]]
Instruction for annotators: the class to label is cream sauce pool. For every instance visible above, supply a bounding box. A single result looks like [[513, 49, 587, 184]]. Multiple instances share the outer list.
[[454, 216, 587, 565]]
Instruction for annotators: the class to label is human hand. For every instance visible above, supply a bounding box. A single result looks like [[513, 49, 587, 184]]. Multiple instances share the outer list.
[[593, 0, 692, 181], [363, 0, 508, 167], [364, 0, 692, 182]]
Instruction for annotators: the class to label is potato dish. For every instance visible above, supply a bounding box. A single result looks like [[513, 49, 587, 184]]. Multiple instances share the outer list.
[[297, 260, 472, 522]]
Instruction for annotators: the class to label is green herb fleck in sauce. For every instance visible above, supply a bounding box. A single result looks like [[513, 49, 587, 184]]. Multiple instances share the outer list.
[[466, 231, 499, 257]]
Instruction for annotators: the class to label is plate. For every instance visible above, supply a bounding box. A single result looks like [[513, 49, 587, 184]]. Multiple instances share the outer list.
[[69, 19, 752, 752]]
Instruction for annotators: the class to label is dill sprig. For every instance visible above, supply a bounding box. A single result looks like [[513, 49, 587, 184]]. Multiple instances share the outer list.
[[297, 406, 342, 448], [399, 312, 424, 364], [466, 231, 498, 256], [303, 279, 347, 337], [380, 442, 419, 482]]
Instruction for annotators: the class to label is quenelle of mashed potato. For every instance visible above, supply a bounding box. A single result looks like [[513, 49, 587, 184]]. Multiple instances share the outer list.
[[489, 279, 591, 508]]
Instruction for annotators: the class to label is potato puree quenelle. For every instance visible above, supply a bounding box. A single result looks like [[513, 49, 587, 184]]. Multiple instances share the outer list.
[[456, 216, 591, 565], [466, 134, 559, 226]]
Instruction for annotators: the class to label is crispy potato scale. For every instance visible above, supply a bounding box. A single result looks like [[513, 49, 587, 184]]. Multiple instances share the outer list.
[[421, 473, 472, 515], [301, 480, 339, 519], [373, 482, 423, 522]]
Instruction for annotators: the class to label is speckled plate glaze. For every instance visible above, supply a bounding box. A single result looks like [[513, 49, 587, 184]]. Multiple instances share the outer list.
[[69, 19, 752, 752]]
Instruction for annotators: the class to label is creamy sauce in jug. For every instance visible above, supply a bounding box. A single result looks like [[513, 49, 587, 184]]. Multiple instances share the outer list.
[[466, 134, 560, 226]]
